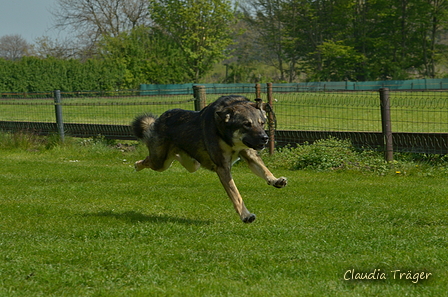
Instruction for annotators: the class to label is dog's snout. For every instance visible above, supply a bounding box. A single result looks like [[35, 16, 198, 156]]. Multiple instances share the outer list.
[[261, 133, 269, 143]]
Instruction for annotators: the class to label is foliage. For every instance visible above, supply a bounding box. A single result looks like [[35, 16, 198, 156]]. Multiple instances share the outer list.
[[100, 26, 188, 87], [51, 0, 150, 48], [243, 0, 448, 81], [267, 138, 389, 174], [265, 137, 448, 176], [222, 62, 257, 83], [0, 56, 126, 92], [32, 36, 76, 60], [4, 0, 448, 90], [309, 41, 367, 81], [241, 0, 290, 81], [149, 0, 236, 82], [0, 131, 49, 151], [0, 34, 32, 61]]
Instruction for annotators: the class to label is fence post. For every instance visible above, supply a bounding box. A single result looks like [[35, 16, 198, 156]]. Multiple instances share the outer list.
[[54, 90, 65, 142], [266, 83, 275, 155], [193, 85, 207, 111], [255, 83, 261, 98], [379, 88, 393, 162]]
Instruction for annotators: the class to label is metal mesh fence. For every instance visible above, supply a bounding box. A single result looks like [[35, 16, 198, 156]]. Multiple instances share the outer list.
[[0, 93, 55, 123], [59, 91, 195, 125], [269, 88, 448, 133], [387, 90, 448, 154], [270, 88, 381, 132], [267, 88, 447, 153], [389, 91, 448, 133], [1, 86, 447, 154], [0, 90, 195, 124], [0, 90, 196, 139]]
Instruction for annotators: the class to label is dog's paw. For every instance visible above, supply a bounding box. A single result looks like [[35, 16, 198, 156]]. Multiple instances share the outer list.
[[134, 161, 144, 172], [242, 213, 256, 223], [272, 177, 287, 188]]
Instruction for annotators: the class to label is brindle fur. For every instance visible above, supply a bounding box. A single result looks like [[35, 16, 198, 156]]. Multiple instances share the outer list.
[[132, 95, 287, 223]]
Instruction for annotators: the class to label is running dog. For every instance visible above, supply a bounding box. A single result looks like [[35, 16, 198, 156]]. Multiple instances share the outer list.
[[132, 95, 287, 223]]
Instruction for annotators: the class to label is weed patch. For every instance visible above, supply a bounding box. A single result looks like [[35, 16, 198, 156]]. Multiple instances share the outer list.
[[265, 137, 448, 176]]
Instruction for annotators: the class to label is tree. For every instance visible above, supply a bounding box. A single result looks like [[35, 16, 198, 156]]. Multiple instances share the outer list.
[[0, 34, 31, 60], [240, 0, 448, 81], [310, 41, 366, 81], [241, 0, 355, 82], [241, 0, 289, 81], [100, 26, 189, 87], [222, 13, 262, 83], [349, 0, 448, 79], [149, 0, 236, 82], [281, 0, 357, 80], [424, 0, 448, 77], [51, 0, 150, 54], [32, 36, 78, 59]]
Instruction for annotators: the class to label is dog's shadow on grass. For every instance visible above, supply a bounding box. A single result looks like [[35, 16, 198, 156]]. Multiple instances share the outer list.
[[84, 210, 211, 226]]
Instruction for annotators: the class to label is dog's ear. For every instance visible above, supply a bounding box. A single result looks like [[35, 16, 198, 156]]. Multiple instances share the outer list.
[[253, 98, 270, 112], [216, 110, 231, 123], [255, 98, 263, 109]]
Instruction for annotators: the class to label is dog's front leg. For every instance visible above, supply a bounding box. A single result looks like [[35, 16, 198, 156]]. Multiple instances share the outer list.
[[239, 149, 288, 188], [216, 167, 256, 223], [135, 156, 152, 171]]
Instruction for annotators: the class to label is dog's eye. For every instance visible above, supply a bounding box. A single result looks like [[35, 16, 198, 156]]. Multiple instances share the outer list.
[[243, 122, 252, 128]]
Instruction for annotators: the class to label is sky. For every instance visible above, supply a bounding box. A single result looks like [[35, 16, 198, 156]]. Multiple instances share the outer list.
[[0, 0, 64, 43]]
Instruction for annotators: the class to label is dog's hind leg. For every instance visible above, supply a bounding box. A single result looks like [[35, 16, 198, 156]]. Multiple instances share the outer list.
[[216, 167, 256, 223], [174, 150, 201, 173], [135, 144, 176, 172], [135, 155, 176, 172], [239, 149, 288, 188]]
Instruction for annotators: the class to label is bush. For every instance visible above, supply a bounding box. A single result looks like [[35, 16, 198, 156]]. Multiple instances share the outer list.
[[292, 138, 355, 171], [265, 137, 448, 176], [267, 137, 389, 174], [0, 57, 127, 92]]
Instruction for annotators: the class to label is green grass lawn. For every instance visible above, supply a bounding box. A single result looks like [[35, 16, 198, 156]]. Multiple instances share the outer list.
[[0, 137, 447, 296]]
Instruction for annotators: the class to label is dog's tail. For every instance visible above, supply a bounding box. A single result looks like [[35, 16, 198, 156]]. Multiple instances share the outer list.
[[132, 114, 157, 140]]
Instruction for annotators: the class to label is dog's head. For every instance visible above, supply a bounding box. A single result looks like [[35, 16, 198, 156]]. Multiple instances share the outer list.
[[215, 98, 269, 150]]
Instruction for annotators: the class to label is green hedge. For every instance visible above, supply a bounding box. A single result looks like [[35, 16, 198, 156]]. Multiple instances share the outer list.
[[0, 57, 127, 93]]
